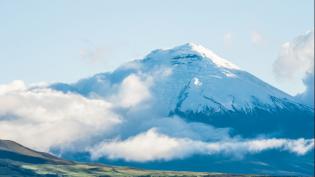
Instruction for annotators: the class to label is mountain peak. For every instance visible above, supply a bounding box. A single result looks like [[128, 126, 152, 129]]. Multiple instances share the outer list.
[[172, 42, 200, 50], [146, 43, 240, 70]]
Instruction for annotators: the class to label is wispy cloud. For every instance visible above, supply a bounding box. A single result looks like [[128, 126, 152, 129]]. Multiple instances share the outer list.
[[251, 31, 264, 45], [79, 40, 111, 64], [223, 32, 233, 47], [80, 47, 108, 63]]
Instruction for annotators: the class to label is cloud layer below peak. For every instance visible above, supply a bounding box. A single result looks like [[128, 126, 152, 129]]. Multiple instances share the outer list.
[[89, 128, 314, 162], [0, 80, 121, 151], [0, 39, 314, 164]]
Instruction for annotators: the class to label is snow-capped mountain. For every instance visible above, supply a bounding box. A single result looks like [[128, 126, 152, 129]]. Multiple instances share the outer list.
[[136, 43, 303, 112], [50, 43, 314, 175], [52, 43, 313, 138]]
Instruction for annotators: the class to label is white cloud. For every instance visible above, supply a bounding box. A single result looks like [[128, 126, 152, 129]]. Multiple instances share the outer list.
[[251, 31, 264, 45], [0, 80, 26, 94], [114, 74, 152, 108], [0, 73, 153, 152], [89, 128, 203, 162], [132, 116, 231, 142], [274, 30, 314, 79], [89, 128, 314, 162], [295, 73, 314, 107], [273, 30, 314, 106], [0, 81, 121, 151]]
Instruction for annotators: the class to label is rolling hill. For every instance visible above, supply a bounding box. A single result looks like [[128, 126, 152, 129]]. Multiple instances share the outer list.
[[0, 139, 254, 177]]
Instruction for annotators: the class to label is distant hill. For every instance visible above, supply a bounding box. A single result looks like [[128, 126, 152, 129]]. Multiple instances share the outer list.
[[0, 139, 72, 165]]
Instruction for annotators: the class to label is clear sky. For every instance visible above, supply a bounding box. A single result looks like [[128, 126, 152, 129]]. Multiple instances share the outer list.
[[0, 0, 313, 95]]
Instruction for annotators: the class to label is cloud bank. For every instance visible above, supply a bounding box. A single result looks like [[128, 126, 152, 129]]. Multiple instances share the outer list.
[[0, 81, 121, 151], [0, 73, 153, 152], [89, 128, 314, 162]]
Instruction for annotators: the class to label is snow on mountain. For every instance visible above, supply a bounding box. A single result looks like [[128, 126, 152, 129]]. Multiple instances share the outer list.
[[50, 43, 313, 139], [146, 42, 240, 69], [47, 43, 314, 175], [52, 43, 308, 114], [142, 43, 305, 113]]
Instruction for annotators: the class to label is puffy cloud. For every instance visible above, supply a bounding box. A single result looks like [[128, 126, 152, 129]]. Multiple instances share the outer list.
[[0, 81, 121, 151], [89, 128, 195, 162], [89, 128, 314, 162], [274, 30, 314, 79], [0, 80, 26, 94], [0, 72, 152, 153], [114, 74, 152, 108], [295, 73, 314, 107], [273, 30, 314, 106]]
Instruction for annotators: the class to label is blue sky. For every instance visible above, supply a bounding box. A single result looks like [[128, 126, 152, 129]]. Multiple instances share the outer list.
[[0, 0, 313, 95]]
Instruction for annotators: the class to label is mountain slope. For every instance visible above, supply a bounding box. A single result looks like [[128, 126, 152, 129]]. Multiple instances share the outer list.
[[0, 139, 72, 165], [52, 43, 314, 138], [53, 43, 298, 110], [48, 43, 314, 176]]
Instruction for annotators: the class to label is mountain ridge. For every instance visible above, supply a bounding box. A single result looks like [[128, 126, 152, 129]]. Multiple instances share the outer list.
[[0, 139, 72, 165]]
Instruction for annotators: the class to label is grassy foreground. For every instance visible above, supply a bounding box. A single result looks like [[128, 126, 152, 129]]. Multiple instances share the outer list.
[[0, 140, 261, 177], [22, 163, 253, 177]]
